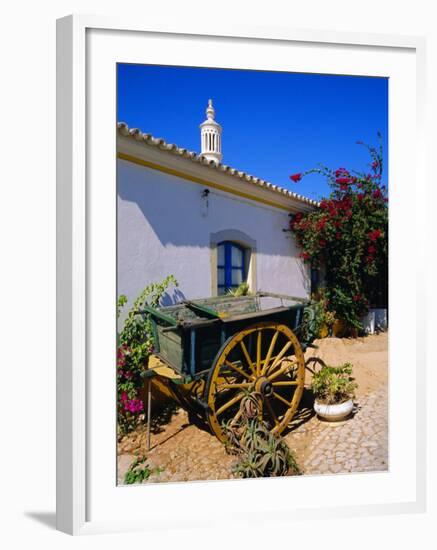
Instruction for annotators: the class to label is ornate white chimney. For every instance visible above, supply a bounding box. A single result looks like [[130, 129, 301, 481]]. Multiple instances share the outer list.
[[200, 99, 222, 164]]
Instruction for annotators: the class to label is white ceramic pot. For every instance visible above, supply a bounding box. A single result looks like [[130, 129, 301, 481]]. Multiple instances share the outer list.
[[373, 308, 388, 331], [314, 398, 354, 421], [361, 311, 375, 334]]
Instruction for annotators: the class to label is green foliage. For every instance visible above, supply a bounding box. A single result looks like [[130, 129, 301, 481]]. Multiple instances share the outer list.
[[226, 282, 251, 297], [311, 363, 358, 405], [117, 275, 178, 437], [301, 288, 336, 341], [289, 138, 388, 331], [123, 455, 164, 485], [223, 395, 300, 478]]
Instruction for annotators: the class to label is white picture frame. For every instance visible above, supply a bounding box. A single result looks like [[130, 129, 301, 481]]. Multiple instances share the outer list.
[[56, 14, 427, 535]]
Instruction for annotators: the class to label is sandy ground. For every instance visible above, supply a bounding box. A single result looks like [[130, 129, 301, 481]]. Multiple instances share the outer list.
[[117, 332, 388, 484]]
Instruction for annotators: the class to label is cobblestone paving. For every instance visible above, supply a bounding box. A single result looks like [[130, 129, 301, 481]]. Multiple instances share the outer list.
[[118, 387, 388, 483], [288, 388, 388, 475], [118, 335, 388, 483]]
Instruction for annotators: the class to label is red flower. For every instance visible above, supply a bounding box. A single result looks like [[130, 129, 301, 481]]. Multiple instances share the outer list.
[[371, 160, 379, 169], [368, 229, 382, 242], [357, 193, 364, 201], [336, 232, 341, 239], [319, 239, 326, 247], [316, 217, 327, 231], [373, 188, 382, 199], [353, 294, 362, 302], [301, 252, 310, 261], [290, 173, 302, 182], [291, 212, 303, 230]]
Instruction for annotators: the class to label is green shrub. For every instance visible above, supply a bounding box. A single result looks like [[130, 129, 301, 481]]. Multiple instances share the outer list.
[[289, 138, 388, 331], [311, 363, 357, 405], [117, 275, 178, 437], [123, 455, 164, 485]]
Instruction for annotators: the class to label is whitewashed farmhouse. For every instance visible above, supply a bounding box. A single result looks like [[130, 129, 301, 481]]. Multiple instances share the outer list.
[[117, 100, 318, 307]]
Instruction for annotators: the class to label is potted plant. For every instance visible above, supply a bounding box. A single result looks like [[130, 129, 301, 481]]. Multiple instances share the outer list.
[[311, 363, 357, 421]]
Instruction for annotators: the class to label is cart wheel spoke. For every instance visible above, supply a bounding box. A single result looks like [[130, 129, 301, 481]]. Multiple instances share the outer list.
[[239, 340, 256, 375], [261, 329, 279, 375], [206, 322, 305, 442], [215, 391, 244, 417], [266, 341, 293, 374], [218, 382, 252, 390], [272, 391, 293, 408], [256, 329, 262, 376], [267, 360, 298, 382], [224, 360, 252, 380]]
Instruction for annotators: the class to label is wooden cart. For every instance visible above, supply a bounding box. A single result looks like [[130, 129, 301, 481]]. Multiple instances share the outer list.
[[140, 292, 312, 443]]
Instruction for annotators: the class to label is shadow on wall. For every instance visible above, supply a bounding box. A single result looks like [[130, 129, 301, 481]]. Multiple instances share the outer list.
[[117, 161, 311, 298], [118, 161, 297, 258], [161, 287, 186, 306]]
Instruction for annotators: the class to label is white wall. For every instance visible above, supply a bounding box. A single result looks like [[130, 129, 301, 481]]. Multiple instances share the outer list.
[[117, 158, 310, 307]]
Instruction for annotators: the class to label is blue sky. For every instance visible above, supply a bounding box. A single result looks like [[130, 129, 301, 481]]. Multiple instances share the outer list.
[[117, 64, 388, 201]]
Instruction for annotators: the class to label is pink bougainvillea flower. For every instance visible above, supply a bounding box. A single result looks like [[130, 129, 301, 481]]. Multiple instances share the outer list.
[[124, 399, 144, 413], [290, 173, 302, 182]]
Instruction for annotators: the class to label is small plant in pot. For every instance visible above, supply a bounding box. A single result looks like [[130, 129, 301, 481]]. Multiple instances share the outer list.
[[311, 363, 357, 421]]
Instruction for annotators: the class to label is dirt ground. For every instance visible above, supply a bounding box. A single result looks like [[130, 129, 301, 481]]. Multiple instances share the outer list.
[[117, 332, 388, 484]]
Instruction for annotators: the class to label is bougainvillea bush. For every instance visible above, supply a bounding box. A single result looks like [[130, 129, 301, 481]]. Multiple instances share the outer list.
[[117, 275, 178, 437], [289, 138, 388, 332]]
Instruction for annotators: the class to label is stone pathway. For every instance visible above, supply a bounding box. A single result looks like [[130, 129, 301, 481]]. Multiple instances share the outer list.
[[290, 388, 388, 475], [118, 387, 388, 483], [118, 334, 389, 483]]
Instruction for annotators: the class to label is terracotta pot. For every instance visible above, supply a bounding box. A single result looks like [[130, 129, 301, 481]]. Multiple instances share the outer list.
[[319, 323, 329, 338], [332, 319, 345, 337]]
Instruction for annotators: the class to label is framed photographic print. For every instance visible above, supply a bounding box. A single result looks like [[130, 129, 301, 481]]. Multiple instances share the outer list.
[[56, 15, 427, 535]]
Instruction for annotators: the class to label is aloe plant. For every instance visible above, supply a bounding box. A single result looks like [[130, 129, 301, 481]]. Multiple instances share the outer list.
[[222, 394, 301, 478]]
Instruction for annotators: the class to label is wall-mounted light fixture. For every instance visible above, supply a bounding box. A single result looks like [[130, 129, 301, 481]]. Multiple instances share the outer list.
[[201, 188, 210, 217]]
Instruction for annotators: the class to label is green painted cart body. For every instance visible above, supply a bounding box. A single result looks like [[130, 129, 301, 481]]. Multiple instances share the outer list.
[[138, 291, 313, 443], [141, 292, 310, 383]]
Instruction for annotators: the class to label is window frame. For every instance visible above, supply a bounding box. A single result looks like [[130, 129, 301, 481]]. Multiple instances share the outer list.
[[217, 241, 246, 294]]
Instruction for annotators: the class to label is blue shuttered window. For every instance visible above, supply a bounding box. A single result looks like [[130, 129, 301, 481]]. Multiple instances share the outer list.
[[217, 241, 246, 295]]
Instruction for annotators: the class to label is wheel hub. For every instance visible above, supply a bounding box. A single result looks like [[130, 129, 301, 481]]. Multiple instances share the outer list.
[[255, 377, 273, 397]]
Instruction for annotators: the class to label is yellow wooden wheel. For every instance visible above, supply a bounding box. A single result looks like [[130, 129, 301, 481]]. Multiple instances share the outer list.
[[205, 322, 305, 442]]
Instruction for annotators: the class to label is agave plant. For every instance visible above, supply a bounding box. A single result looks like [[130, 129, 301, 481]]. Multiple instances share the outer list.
[[223, 394, 301, 478]]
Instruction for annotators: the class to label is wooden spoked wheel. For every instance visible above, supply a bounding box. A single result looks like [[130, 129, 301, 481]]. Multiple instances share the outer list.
[[206, 322, 305, 442]]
